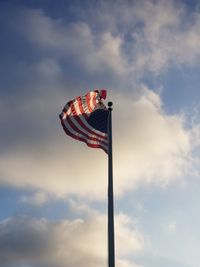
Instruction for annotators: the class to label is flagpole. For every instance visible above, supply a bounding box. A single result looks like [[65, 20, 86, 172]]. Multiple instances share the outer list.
[[108, 101, 115, 267]]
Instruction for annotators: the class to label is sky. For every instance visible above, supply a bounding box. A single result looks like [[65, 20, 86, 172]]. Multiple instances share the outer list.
[[1, 0, 200, 266]]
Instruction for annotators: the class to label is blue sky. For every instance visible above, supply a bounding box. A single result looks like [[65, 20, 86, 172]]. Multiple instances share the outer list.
[[1, 0, 200, 267]]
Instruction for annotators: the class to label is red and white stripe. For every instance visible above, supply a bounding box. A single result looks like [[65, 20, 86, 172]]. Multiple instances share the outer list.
[[59, 90, 108, 153]]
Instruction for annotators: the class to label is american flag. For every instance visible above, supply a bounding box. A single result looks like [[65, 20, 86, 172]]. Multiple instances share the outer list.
[[59, 90, 109, 153]]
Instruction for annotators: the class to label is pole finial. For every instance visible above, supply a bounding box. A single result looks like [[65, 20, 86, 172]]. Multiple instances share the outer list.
[[108, 101, 113, 110]]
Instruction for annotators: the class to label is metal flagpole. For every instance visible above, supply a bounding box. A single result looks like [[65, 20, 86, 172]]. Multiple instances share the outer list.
[[107, 101, 115, 267]]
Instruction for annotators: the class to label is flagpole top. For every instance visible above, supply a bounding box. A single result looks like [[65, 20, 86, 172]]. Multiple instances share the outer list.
[[108, 101, 113, 111]]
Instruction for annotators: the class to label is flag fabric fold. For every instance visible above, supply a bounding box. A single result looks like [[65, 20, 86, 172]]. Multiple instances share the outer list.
[[59, 90, 109, 153]]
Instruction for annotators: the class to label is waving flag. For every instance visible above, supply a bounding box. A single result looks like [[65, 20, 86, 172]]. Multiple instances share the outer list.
[[59, 90, 115, 267], [59, 90, 109, 152]]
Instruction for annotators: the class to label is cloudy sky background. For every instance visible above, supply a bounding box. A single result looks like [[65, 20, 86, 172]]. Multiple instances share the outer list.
[[1, 0, 200, 266]]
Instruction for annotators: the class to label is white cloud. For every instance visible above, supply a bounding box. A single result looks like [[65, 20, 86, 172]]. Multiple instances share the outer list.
[[0, 88, 192, 199], [168, 221, 177, 233], [19, 192, 49, 206], [116, 213, 144, 256], [8, 1, 200, 82], [36, 58, 62, 78], [117, 259, 143, 267], [1, 2, 200, 266], [0, 210, 144, 267], [112, 88, 191, 195], [18, 8, 126, 76]]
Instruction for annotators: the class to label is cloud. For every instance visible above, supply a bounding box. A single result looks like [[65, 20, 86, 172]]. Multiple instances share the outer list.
[[115, 213, 144, 256], [0, 0, 200, 200], [17, 0, 200, 76], [3, 1, 200, 84], [19, 192, 49, 206], [113, 88, 191, 194], [16, 8, 126, 76], [0, 86, 193, 199], [0, 210, 144, 267], [1, 2, 200, 266], [168, 221, 177, 233]]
